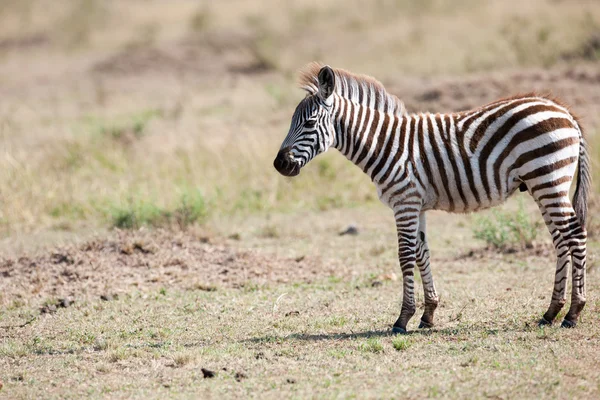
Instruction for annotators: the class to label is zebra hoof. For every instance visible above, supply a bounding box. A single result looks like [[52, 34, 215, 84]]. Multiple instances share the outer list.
[[561, 319, 576, 328], [392, 326, 408, 335], [418, 320, 434, 329], [538, 317, 553, 327]]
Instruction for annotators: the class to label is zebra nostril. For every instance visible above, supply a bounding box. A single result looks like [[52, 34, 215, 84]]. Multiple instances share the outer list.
[[274, 147, 300, 176]]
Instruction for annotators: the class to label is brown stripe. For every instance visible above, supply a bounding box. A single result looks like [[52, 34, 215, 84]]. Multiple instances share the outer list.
[[419, 116, 439, 201], [378, 118, 407, 184], [347, 100, 361, 156], [356, 110, 382, 165], [469, 99, 535, 153], [340, 99, 351, 156], [351, 106, 370, 160], [531, 175, 572, 193], [459, 99, 512, 134], [440, 114, 467, 209], [455, 118, 479, 206], [493, 119, 575, 195], [428, 115, 452, 210], [406, 117, 424, 187], [355, 83, 363, 105], [366, 114, 398, 174], [520, 156, 577, 181], [381, 168, 409, 199], [478, 103, 566, 201], [338, 99, 350, 155]]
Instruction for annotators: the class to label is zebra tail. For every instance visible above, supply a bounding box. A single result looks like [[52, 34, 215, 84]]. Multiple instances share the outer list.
[[573, 128, 591, 229]]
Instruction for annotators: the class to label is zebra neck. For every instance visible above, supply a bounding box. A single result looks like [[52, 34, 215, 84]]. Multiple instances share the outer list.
[[333, 98, 405, 182]]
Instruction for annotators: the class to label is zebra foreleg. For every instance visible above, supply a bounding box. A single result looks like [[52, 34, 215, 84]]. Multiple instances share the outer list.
[[392, 212, 420, 334], [415, 213, 439, 328]]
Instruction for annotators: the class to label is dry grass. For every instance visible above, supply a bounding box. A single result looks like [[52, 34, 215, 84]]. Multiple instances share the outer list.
[[0, 0, 599, 238], [1, 208, 599, 399]]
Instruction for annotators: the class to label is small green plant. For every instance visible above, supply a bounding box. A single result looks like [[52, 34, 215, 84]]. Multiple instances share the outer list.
[[110, 189, 209, 229], [473, 200, 543, 250], [391, 336, 411, 351], [358, 337, 384, 353], [110, 200, 164, 229], [174, 189, 209, 229], [327, 316, 348, 327]]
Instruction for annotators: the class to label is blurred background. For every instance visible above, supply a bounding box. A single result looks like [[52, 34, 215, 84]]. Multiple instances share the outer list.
[[0, 0, 599, 247]]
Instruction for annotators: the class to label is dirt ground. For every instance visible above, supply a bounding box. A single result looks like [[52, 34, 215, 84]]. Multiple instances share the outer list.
[[1, 207, 599, 399], [0, 229, 333, 306]]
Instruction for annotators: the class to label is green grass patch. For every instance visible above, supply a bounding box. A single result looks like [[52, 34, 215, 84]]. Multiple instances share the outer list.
[[391, 336, 411, 351], [110, 188, 209, 229], [358, 337, 384, 353], [473, 199, 543, 250]]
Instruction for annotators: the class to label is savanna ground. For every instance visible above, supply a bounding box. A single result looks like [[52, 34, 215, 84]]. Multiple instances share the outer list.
[[1, 0, 600, 398]]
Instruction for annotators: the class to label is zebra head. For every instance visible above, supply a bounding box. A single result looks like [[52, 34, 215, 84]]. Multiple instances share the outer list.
[[274, 66, 336, 177]]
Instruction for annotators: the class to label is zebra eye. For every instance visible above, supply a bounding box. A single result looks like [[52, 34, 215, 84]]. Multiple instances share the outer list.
[[304, 120, 316, 128]]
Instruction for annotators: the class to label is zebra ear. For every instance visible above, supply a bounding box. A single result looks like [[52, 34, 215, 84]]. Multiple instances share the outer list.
[[318, 66, 335, 101]]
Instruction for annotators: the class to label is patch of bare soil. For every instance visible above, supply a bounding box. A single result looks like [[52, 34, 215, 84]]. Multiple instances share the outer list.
[[394, 63, 600, 128], [91, 32, 271, 78], [456, 242, 555, 261], [0, 230, 334, 305]]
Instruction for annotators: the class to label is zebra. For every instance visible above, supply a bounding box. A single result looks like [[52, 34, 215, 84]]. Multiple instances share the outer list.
[[274, 62, 591, 334]]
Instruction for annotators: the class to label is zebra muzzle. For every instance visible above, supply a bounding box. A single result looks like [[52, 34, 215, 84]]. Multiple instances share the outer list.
[[274, 147, 300, 177]]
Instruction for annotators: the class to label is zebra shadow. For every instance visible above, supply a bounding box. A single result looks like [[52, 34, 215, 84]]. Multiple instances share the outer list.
[[246, 323, 536, 343]]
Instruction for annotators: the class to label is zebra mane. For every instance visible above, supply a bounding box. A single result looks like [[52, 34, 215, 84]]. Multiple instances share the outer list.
[[298, 62, 406, 116]]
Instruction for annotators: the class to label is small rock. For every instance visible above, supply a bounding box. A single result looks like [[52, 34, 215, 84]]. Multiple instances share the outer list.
[[40, 304, 57, 314], [378, 273, 398, 282], [371, 281, 383, 288], [255, 352, 265, 360], [195, 284, 217, 292], [234, 372, 247, 382], [201, 368, 216, 379], [339, 225, 359, 236], [58, 298, 72, 308], [0, 380, 3, 390], [93, 338, 107, 351], [133, 242, 153, 254], [286, 378, 296, 384], [285, 311, 300, 317], [51, 253, 73, 265], [294, 255, 305, 262], [228, 233, 241, 241]]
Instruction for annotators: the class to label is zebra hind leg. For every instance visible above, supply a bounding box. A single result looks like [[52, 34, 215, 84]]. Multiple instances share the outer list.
[[415, 213, 439, 329], [534, 194, 587, 328], [535, 202, 570, 325], [559, 208, 587, 328]]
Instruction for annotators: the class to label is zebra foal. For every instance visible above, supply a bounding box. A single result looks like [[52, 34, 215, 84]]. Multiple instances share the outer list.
[[274, 62, 591, 333]]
